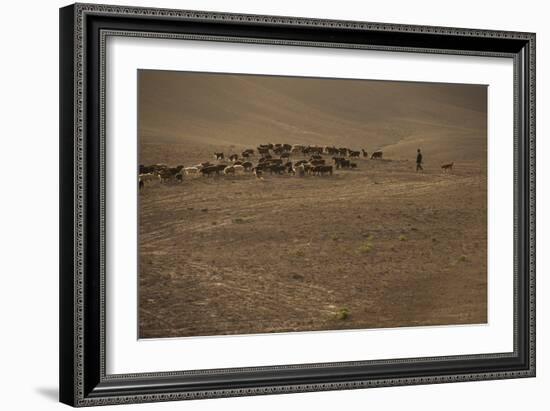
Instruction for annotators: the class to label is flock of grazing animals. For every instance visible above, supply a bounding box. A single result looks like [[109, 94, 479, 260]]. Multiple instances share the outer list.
[[138, 143, 383, 189], [138, 143, 456, 189]]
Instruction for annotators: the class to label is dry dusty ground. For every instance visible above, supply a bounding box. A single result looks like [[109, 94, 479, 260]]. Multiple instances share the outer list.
[[139, 144, 487, 338]]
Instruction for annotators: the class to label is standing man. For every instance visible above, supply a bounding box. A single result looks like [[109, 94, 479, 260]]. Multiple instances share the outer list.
[[416, 148, 423, 172]]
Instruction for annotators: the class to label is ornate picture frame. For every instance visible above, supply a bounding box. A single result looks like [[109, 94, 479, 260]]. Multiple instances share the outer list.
[[59, 3, 535, 407]]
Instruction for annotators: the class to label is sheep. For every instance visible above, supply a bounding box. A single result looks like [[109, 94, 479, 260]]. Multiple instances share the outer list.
[[273, 146, 286, 155], [201, 165, 221, 177], [215, 164, 227, 173], [158, 166, 184, 183], [293, 164, 306, 177], [253, 167, 265, 180], [371, 150, 383, 159], [310, 165, 333, 176], [309, 159, 326, 166], [333, 158, 350, 169], [305, 145, 323, 155], [139, 173, 161, 184], [224, 165, 245, 175], [184, 167, 200, 176], [196, 161, 213, 169], [283, 161, 294, 174], [328, 146, 340, 155], [269, 164, 286, 175]]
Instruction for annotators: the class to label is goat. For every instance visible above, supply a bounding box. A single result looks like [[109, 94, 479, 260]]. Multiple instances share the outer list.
[[371, 150, 383, 159]]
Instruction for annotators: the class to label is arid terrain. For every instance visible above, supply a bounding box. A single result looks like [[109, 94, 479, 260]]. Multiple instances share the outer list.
[[138, 71, 487, 338]]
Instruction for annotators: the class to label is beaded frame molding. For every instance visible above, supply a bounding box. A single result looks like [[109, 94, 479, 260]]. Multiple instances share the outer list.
[[59, 3, 535, 407]]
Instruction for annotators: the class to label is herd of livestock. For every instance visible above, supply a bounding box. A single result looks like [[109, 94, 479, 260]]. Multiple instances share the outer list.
[[139, 143, 384, 188]]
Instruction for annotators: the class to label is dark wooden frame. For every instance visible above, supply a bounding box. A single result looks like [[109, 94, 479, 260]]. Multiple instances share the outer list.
[[60, 3, 536, 407]]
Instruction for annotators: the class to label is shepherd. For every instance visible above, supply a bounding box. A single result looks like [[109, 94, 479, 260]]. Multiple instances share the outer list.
[[416, 148, 423, 172]]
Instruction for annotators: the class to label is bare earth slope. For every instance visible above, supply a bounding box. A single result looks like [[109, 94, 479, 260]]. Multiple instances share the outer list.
[[139, 71, 487, 163]]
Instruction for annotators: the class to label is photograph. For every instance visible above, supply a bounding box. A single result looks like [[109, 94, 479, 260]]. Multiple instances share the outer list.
[[137, 70, 488, 339]]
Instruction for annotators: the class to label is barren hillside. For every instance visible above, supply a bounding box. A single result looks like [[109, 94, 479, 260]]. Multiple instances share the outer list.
[[138, 70, 487, 164]]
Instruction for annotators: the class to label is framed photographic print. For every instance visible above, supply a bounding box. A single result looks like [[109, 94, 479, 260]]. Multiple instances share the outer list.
[[59, 3, 536, 407]]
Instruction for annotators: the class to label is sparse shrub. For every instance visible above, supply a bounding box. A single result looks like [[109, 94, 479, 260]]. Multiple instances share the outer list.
[[232, 217, 253, 224], [211, 221, 217, 225], [332, 236, 339, 241], [432, 237, 438, 242], [458, 255, 467, 262], [399, 235, 407, 241], [335, 307, 350, 320], [358, 242, 373, 254], [294, 250, 305, 257]]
